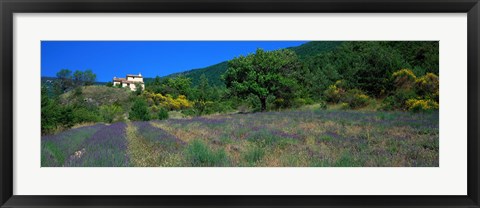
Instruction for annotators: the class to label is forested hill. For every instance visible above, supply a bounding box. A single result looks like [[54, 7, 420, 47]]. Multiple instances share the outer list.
[[288, 41, 342, 58], [157, 61, 229, 87], [161, 41, 343, 87]]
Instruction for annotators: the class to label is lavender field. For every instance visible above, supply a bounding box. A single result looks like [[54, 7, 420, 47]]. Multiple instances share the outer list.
[[41, 109, 439, 167]]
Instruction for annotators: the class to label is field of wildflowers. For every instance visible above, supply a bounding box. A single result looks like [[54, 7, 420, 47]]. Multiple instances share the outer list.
[[41, 109, 439, 167]]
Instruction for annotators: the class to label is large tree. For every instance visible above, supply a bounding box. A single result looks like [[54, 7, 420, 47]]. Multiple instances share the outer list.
[[224, 48, 302, 111]]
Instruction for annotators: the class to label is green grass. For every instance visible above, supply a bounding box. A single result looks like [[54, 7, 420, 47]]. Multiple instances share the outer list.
[[186, 140, 230, 167], [320, 135, 334, 142], [243, 146, 265, 166], [42, 141, 65, 166]]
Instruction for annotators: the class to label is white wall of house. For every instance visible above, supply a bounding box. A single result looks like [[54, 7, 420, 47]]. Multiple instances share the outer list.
[[127, 76, 143, 82], [127, 83, 145, 91]]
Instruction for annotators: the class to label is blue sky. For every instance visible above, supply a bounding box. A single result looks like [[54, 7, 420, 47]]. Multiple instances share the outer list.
[[41, 41, 307, 82]]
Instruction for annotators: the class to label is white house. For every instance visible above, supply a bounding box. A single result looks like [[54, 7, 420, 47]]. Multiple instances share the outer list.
[[113, 73, 145, 91]]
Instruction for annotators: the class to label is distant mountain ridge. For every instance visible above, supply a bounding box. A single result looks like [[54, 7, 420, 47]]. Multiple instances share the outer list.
[[162, 41, 342, 87]]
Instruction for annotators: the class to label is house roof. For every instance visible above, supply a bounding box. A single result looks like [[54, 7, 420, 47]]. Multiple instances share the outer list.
[[126, 74, 143, 78], [113, 79, 144, 84]]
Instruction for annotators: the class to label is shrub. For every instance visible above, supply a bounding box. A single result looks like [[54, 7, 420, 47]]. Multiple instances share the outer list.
[[99, 104, 123, 123], [293, 98, 307, 108], [382, 71, 438, 111], [195, 100, 234, 115], [415, 73, 439, 101], [405, 99, 439, 112], [381, 89, 417, 111], [324, 80, 347, 104], [342, 89, 370, 109], [72, 107, 101, 124], [304, 98, 315, 105], [191, 100, 229, 116], [157, 107, 169, 120], [317, 100, 327, 110], [143, 91, 193, 110], [392, 69, 417, 90], [340, 102, 350, 110], [324, 85, 342, 103], [129, 98, 151, 121], [273, 98, 286, 109], [237, 104, 251, 113], [334, 80, 347, 89]]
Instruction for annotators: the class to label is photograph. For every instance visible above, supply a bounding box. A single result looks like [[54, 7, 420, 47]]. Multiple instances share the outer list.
[[40, 41, 439, 167]]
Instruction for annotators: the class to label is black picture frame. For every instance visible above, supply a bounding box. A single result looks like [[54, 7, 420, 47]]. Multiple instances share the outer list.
[[1, 0, 479, 207]]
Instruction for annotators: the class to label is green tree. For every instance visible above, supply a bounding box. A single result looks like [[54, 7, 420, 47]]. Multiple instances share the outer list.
[[73, 70, 84, 87], [224, 48, 302, 111], [198, 74, 210, 101], [83, 69, 96, 86], [193, 74, 212, 115], [148, 76, 193, 98], [301, 52, 340, 99], [41, 86, 60, 134], [55, 69, 97, 93], [56, 69, 73, 92], [337, 42, 408, 96], [386, 41, 439, 75]]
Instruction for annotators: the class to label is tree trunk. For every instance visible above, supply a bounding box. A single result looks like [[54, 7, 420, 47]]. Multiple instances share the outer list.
[[260, 96, 267, 112]]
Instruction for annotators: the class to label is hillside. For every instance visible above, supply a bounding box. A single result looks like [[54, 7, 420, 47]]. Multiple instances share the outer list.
[[60, 85, 132, 107], [163, 41, 342, 87]]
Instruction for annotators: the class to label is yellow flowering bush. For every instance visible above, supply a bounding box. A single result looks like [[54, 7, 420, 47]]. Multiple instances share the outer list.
[[343, 89, 370, 109], [405, 99, 439, 112], [143, 91, 193, 110], [385, 69, 439, 113], [324, 80, 348, 104], [392, 69, 417, 90], [415, 73, 439, 100], [324, 85, 340, 103]]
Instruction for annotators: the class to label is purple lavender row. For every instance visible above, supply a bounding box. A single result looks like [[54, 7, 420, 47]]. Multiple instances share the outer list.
[[41, 124, 105, 167], [65, 122, 129, 167]]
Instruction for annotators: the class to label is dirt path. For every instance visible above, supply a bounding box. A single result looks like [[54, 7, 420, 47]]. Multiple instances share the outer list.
[[125, 122, 161, 166]]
